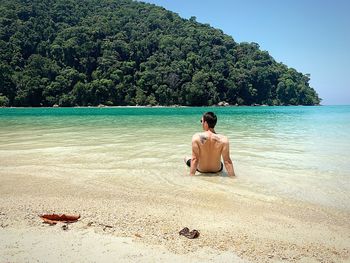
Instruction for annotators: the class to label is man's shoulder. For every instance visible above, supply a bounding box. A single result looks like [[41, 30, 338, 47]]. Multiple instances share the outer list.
[[211, 132, 228, 141], [192, 132, 205, 141], [217, 133, 229, 142]]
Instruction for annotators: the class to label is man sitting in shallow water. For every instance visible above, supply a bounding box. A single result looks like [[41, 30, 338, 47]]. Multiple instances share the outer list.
[[185, 112, 235, 177]]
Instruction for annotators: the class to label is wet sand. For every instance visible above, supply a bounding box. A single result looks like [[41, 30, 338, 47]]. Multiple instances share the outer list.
[[0, 171, 349, 262]]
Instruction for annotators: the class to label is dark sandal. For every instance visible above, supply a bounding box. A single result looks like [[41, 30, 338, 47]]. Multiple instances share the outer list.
[[179, 227, 200, 239]]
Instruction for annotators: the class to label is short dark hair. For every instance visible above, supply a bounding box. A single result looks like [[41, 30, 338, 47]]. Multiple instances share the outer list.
[[203, 112, 217, 128]]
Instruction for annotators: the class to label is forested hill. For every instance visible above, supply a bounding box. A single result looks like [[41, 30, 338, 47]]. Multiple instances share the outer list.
[[0, 0, 321, 107]]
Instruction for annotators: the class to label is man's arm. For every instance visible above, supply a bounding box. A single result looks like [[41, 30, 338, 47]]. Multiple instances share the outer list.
[[190, 135, 200, 176], [222, 138, 235, 177]]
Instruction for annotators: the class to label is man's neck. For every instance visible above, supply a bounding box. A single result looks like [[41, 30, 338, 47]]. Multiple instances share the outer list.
[[205, 128, 216, 134]]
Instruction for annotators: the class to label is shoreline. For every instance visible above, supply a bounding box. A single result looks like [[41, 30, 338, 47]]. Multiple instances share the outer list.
[[1, 171, 349, 262], [0, 103, 325, 109]]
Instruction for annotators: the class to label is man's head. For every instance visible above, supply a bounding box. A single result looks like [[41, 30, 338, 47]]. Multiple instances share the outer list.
[[201, 112, 217, 129]]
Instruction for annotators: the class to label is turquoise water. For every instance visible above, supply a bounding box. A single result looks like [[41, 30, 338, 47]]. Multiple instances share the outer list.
[[1, 106, 350, 210]]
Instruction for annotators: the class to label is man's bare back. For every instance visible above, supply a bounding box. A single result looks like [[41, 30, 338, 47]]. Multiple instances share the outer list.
[[186, 112, 235, 176], [193, 131, 226, 172]]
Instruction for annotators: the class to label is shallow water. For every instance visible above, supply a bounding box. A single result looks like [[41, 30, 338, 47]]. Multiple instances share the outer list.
[[1, 106, 349, 211]]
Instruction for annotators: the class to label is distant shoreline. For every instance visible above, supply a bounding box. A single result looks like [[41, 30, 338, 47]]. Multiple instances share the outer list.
[[1, 104, 323, 109]]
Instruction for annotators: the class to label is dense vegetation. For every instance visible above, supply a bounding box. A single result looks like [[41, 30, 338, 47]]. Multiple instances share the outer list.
[[0, 0, 321, 107]]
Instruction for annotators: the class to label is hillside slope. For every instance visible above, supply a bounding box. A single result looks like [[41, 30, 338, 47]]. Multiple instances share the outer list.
[[0, 0, 321, 106]]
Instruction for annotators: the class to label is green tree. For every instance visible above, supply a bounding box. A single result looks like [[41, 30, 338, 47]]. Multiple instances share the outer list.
[[0, 94, 9, 106]]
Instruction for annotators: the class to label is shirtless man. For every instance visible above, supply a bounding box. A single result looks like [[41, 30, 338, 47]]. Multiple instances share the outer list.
[[185, 112, 235, 176]]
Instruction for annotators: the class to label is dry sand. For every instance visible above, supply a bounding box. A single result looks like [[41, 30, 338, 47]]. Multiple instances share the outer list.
[[0, 171, 349, 262]]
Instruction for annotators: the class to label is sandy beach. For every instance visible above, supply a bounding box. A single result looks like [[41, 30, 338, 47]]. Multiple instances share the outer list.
[[1, 106, 350, 262], [1, 170, 349, 263]]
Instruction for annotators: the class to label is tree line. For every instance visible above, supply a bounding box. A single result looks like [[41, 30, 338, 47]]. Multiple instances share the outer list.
[[0, 0, 321, 107]]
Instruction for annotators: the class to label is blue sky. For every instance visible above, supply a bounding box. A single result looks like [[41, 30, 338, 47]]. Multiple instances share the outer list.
[[140, 0, 350, 105]]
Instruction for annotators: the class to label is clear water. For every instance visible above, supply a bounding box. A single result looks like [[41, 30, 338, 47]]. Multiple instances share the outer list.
[[1, 106, 349, 211]]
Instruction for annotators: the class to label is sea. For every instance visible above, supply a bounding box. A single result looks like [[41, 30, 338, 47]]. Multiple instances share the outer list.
[[0, 106, 349, 211]]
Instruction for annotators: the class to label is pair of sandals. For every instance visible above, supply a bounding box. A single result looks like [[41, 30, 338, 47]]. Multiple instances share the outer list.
[[40, 214, 200, 239], [179, 227, 200, 239]]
